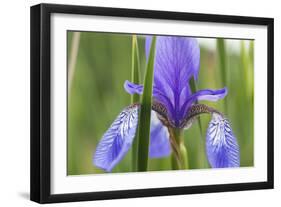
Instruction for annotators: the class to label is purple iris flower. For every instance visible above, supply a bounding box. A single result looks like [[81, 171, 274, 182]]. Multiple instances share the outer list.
[[93, 36, 240, 172]]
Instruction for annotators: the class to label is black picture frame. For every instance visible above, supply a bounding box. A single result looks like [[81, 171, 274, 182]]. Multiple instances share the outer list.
[[30, 3, 274, 204]]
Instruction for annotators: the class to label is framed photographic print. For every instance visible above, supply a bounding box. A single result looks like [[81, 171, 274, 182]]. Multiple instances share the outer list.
[[30, 3, 274, 203]]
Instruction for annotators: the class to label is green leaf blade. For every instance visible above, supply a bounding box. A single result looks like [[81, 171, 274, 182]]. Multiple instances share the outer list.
[[137, 36, 157, 172], [189, 77, 203, 135], [131, 35, 141, 171], [216, 38, 228, 113], [189, 77, 209, 168]]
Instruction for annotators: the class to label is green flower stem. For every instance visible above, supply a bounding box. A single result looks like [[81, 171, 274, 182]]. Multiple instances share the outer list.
[[131, 35, 141, 172], [169, 128, 189, 170]]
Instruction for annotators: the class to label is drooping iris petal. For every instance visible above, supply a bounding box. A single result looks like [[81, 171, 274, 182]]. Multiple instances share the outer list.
[[206, 113, 240, 168], [93, 104, 139, 172], [180, 87, 228, 117], [149, 111, 171, 158]]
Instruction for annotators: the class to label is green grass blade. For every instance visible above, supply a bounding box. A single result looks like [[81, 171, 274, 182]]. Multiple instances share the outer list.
[[216, 39, 228, 112], [131, 35, 141, 171], [239, 40, 254, 166], [189, 77, 209, 168], [137, 36, 156, 172], [249, 41, 254, 103], [189, 77, 203, 135], [131, 36, 141, 104], [68, 32, 81, 95]]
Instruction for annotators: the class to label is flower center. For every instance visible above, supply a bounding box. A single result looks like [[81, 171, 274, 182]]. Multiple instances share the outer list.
[[152, 101, 223, 130]]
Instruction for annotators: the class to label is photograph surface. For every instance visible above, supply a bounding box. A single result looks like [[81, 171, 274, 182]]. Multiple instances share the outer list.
[[67, 32, 254, 175]]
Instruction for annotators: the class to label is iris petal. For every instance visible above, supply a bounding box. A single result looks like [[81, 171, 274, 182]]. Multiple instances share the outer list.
[[180, 88, 227, 117], [124, 37, 227, 128], [145, 36, 200, 80], [146, 36, 200, 126], [191, 88, 228, 102], [149, 111, 171, 158], [206, 113, 240, 168], [124, 80, 174, 116], [124, 80, 143, 95], [93, 104, 139, 172]]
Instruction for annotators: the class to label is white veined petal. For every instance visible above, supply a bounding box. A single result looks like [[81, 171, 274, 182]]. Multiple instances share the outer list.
[[206, 113, 240, 168], [93, 104, 139, 172]]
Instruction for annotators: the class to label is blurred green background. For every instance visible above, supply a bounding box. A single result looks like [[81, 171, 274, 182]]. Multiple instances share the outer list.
[[67, 31, 254, 175]]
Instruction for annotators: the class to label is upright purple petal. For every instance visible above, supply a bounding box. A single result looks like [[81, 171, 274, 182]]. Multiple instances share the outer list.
[[93, 104, 139, 172], [124, 36, 227, 128], [149, 111, 171, 158], [146, 36, 200, 126], [206, 113, 240, 168], [145, 36, 200, 80]]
